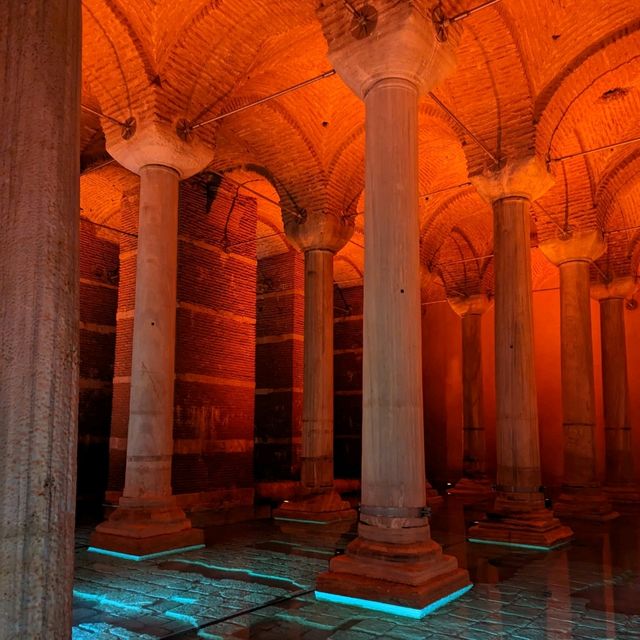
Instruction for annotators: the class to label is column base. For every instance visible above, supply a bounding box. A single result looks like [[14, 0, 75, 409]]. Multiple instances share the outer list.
[[89, 497, 204, 559], [272, 490, 357, 525], [468, 495, 573, 550], [448, 477, 494, 500], [603, 484, 640, 505], [554, 486, 619, 521], [426, 482, 444, 507], [315, 533, 471, 617]]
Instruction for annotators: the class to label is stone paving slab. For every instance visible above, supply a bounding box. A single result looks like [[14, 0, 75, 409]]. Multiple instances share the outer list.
[[73, 509, 640, 639]]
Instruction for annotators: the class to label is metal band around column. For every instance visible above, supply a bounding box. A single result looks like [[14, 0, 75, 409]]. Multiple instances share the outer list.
[[359, 505, 431, 518]]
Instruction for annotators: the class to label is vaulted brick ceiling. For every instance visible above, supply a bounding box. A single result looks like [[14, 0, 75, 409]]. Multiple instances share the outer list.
[[80, 0, 640, 295]]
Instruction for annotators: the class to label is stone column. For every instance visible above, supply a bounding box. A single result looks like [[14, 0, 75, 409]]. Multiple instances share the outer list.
[[540, 230, 618, 521], [447, 294, 494, 498], [90, 122, 213, 556], [316, 1, 470, 614], [469, 157, 573, 548], [274, 212, 356, 523], [0, 2, 80, 636], [591, 277, 640, 504]]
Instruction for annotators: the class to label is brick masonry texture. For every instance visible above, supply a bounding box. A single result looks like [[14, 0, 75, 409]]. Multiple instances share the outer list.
[[333, 285, 363, 479], [254, 251, 304, 481], [78, 219, 118, 508], [106, 177, 259, 508]]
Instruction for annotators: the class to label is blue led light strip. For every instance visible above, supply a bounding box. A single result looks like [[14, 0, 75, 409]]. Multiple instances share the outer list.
[[87, 544, 205, 562], [273, 516, 331, 525], [315, 584, 473, 619], [467, 538, 568, 551]]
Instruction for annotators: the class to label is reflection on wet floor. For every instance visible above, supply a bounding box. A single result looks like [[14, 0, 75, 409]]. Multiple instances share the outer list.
[[251, 540, 337, 560], [73, 499, 640, 639]]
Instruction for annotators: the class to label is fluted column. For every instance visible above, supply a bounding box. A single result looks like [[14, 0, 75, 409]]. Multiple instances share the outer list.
[[469, 157, 573, 548], [0, 2, 80, 636], [315, 0, 470, 614], [448, 294, 494, 498], [591, 277, 640, 504], [540, 230, 618, 521], [90, 121, 213, 556], [274, 212, 356, 523]]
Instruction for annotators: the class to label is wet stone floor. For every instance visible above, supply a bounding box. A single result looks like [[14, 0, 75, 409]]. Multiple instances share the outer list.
[[73, 499, 640, 639]]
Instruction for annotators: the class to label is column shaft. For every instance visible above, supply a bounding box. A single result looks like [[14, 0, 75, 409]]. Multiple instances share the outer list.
[[301, 249, 335, 490], [123, 165, 180, 500], [0, 1, 80, 636], [91, 164, 204, 554], [600, 298, 633, 485], [361, 78, 426, 520], [468, 161, 572, 546], [559, 261, 598, 486], [462, 313, 485, 477], [493, 197, 541, 494]]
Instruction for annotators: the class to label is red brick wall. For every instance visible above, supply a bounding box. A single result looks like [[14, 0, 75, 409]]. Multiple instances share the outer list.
[[78, 218, 119, 509], [173, 179, 257, 507], [106, 176, 258, 510], [254, 250, 304, 480], [333, 284, 363, 479]]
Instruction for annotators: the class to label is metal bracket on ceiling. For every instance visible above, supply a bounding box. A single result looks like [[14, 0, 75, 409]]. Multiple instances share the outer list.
[[176, 118, 193, 142], [432, 3, 449, 43], [121, 116, 137, 140], [349, 3, 378, 39]]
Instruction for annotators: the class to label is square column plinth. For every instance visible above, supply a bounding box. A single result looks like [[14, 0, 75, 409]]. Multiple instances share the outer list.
[[273, 491, 356, 525], [315, 535, 471, 617], [89, 499, 204, 559], [468, 493, 574, 550]]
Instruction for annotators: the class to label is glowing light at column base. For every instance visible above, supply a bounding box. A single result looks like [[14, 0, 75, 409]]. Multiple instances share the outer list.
[[273, 516, 331, 525], [314, 584, 473, 619], [86, 544, 205, 562], [468, 538, 569, 551]]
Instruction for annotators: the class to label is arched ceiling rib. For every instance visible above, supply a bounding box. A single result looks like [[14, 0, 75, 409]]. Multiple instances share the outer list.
[[79, 0, 640, 288]]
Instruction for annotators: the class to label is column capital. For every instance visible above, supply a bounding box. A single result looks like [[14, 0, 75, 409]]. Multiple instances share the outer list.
[[591, 276, 637, 301], [285, 211, 354, 253], [317, 0, 459, 98], [106, 119, 213, 179], [539, 229, 606, 266], [471, 156, 554, 203], [448, 293, 492, 318]]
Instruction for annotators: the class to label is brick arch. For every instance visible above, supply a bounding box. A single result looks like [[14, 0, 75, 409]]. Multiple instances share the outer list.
[[593, 149, 640, 279], [435, 227, 489, 298], [212, 100, 328, 224], [82, 0, 156, 120], [533, 30, 640, 242], [531, 250, 559, 291], [418, 109, 469, 197], [437, 3, 534, 176], [217, 167, 291, 260], [535, 28, 640, 159], [326, 124, 364, 215], [161, 5, 317, 126], [420, 189, 489, 261], [596, 148, 640, 230], [334, 254, 363, 287], [80, 163, 139, 232], [420, 189, 493, 295]]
